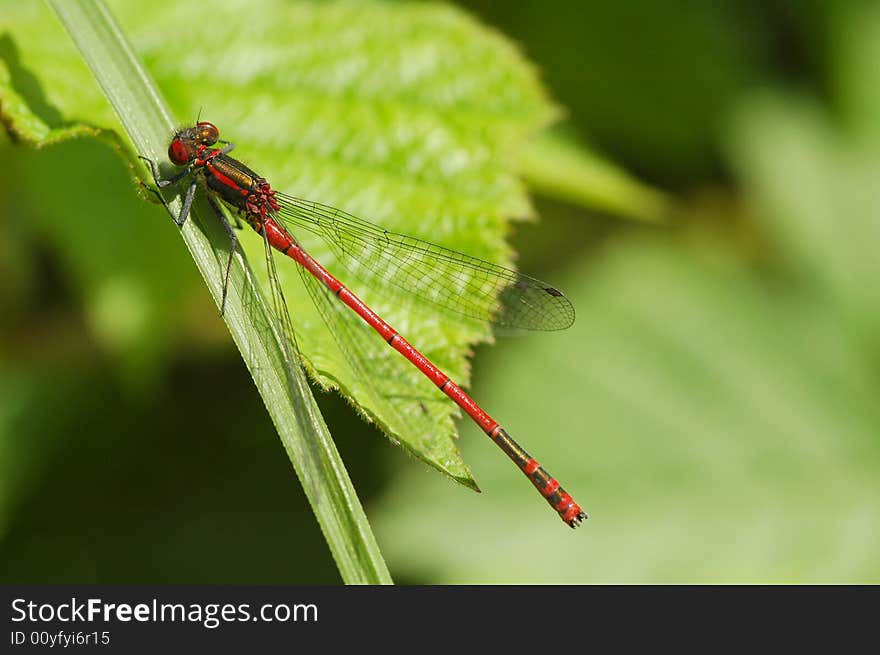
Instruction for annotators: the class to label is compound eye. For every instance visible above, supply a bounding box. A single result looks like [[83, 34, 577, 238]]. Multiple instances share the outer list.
[[168, 139, 192, 166], [195, 121, 219, 145]]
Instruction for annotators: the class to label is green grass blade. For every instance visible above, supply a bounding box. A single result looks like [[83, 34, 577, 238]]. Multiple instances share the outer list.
[[47, 0, 391, 585]]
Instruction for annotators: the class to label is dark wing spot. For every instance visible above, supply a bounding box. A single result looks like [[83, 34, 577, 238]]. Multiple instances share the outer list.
[[544, 287, 564, 297]]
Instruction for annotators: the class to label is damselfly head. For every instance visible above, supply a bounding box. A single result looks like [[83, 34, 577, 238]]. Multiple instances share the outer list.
[[167, 121, 220, 166]]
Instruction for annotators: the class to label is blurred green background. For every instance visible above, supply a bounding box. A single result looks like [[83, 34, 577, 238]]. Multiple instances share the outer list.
[[2, 0, 879, 583]]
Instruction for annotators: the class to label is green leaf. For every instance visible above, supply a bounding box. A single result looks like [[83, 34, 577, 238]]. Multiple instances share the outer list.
[[1, 1, 564, 502], [370, 67, 880, 582], [34, 0, 391, 584], [726, 93, 880, 345], [521, 129, 670, 222], [832, 0, 880, 144], [371, 236, 880, 582]]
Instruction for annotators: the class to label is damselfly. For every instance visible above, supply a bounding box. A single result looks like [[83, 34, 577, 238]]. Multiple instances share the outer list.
[[141, 121, 587, 528]]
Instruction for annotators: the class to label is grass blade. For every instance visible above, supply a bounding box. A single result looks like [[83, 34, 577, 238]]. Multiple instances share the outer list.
[[47, 0, 392, 585]]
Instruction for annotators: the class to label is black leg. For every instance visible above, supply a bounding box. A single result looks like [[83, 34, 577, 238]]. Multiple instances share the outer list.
[[138, 155, 192, 188], [205, 194, 239, 316], [137, 155, 197, 225], [138, 153, 236, 314], [175, 179, 199, 226], [139, 183, 172, 217]]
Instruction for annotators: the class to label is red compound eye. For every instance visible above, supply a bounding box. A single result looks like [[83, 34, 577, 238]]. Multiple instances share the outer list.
[[168, 139, 192, 166], [195, 121, 219, 145]]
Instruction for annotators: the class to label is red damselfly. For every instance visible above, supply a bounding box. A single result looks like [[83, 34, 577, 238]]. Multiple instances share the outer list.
[[140, 121, 587, 528]]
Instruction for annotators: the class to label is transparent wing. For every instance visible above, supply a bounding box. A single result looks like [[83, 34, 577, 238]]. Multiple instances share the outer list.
[[274, 193, 575, 332], [293, 249, 471, 477]]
